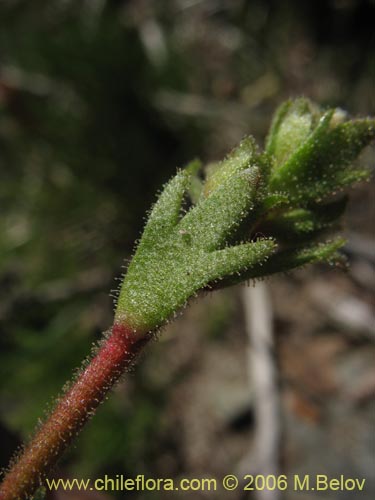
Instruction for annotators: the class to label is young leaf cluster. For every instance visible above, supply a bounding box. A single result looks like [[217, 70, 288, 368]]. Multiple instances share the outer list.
[[116, 98, 374, 332]]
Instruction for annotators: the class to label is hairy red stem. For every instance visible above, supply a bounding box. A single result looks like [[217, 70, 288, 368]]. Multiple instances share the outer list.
[[0, 322, 149, 500]]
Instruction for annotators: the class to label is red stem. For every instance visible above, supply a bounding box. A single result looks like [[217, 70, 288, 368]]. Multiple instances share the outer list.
[[0, 322, 149, 500]]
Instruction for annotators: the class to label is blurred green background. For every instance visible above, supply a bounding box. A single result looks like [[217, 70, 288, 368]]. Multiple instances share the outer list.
[[0, 1, 374, 499]]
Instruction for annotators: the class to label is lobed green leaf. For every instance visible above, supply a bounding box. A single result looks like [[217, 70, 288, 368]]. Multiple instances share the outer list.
[[115, 98, 373, 334]]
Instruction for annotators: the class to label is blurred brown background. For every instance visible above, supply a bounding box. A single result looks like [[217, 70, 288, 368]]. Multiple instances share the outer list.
[[0, 1, 374, 499]]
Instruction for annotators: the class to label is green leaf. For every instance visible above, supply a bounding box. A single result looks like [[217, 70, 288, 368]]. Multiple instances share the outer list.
[[269, 116, 375, 203], [217, 238, 346, 287], [269, 110, 334, 196], [265, 100, 293, 156], [203, 137, 259, 197], [204, 239, 277, 286], [179, 167, 261, 251], [266, 98, 318, 167], [254, 238, 346, 276], [186, 159, 203, 204], [138, 169, 191, 249], [261, 197, 348, 242], [115, 151, 266, 331]]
